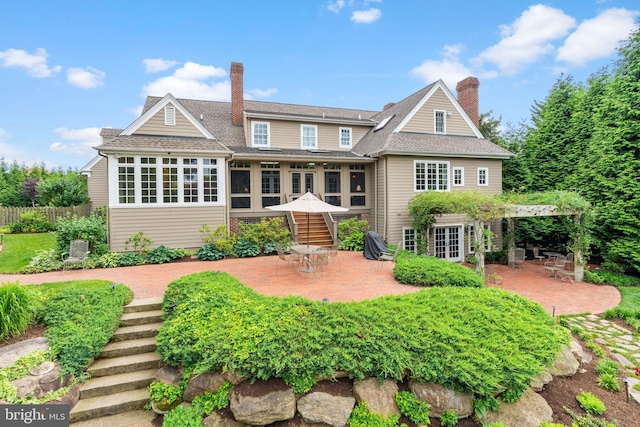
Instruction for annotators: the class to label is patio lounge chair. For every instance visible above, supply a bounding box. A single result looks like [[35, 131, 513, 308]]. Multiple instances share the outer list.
[[512, 247, 526, 268], [62, 239, 90, 272]]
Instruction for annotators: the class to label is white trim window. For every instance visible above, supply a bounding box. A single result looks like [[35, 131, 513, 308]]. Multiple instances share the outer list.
[[477, 167, 489, 186], [301, 125, 317, 149], [164, 105, 176, 126], [453, 167, 464, 186], [403, 227, 417, 253], [434, 110, 446, 134], [468, 224, 492, 253], [110, 155, 224, 207], [339, 127, 352, 148], [415, 160, 449, 192], [252, 121, 270, 147]]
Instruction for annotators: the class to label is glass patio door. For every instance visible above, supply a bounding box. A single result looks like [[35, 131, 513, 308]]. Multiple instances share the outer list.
[[292, 172, 315, 195], [434, 226, 462, 261]]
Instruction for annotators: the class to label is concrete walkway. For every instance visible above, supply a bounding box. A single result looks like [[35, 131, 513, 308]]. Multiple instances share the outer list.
[[0, 253, 620, 315]]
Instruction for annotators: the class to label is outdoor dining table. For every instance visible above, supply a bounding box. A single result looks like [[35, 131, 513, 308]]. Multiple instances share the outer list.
[[290, 244, 322, 273]]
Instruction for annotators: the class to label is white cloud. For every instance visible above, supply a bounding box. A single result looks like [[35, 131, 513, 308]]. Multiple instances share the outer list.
[[327, 0, 345, 13], [246, 87, 278, 99], [0, 128, 58, 167], [143, 58, 179, 73], [472, 4, 576, 75], [127, 105, 144, 116], [350, 8, 381, 24], [67, 66, 106, 88], [142, 61, 230, 100], [49, 127, 102, 156], [0, 47, 62, 78], [557, 8, 640, 66]]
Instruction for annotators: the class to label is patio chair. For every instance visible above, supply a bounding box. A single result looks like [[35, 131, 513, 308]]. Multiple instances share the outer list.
[[512, 247, 526, 269], [275, 242, 299, 273], [532, 247, 546, 264], [62, 239, 90, 273], [378, 242, 401, 270], [484, 265, 504, 286], [544, 255, 567, 278], [565, 252, 574, 269], [309, 248, 329, 276], [325, 245, 340, 268]]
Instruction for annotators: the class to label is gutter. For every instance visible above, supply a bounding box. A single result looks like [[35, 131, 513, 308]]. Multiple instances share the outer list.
[[245, 112, 376, 127]]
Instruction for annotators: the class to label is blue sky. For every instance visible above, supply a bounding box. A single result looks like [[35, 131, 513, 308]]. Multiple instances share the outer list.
[[1, 1, 638, 170]]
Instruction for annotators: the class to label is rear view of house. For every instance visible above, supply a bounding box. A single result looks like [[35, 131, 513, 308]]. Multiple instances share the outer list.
[[83, 62, 512, 258]]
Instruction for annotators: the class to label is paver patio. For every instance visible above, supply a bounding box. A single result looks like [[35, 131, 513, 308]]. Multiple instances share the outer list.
[[0, 252, 620, 315]]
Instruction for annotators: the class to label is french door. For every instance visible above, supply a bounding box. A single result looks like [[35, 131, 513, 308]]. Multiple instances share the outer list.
[[434, 226, 463, 261]]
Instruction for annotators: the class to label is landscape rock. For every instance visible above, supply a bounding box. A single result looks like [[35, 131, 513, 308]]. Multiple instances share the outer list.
[[222, 370, 247, 385], [0, 337, 49, 369], [548, 344, 579, 377], [151, 397, 182, 414], [229, 380, 296, 425], [156, 365, 182, 386], [569, 338, 583, 364], [529, 367, 553, 392], [297, 391, 356, 427], [49, 383, 80, 408], [353, 378, 400, 416], [183, 372, 226, 402], [11, 374, 45, 399], [482, 388, 552, 427], [409, 381, 473, 418], [203, 411, 246, 427]]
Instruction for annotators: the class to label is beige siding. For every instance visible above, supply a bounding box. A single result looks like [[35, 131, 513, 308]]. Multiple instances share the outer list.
[[402, 88, 476, 136], [383, 156, 502, 247], [135, 105, 204, 137], [87, 157, 108, 208], [250, 119, 371, 150], [108, 206, 225, 252]]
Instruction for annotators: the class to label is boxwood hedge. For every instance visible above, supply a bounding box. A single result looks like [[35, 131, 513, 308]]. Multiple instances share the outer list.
[[157, 271, 566, 399], [393, 254, 485, 288]]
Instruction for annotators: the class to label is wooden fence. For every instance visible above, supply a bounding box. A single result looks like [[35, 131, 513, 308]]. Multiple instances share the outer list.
[[0, 203, 91, 227]]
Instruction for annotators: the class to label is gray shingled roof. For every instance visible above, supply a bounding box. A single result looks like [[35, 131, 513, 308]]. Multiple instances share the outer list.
[[377, 133, 513, 158], [96, 134, 230, 154], [99, 128, 123, 137], [244, 100, 378, 122]]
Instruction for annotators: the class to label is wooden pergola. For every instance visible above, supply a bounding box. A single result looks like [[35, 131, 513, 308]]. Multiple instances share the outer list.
[[500, 204, 585, 282]]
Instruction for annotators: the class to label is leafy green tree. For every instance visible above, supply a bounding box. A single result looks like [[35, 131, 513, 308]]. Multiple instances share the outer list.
[[0, 159, 30, 207], [37, 173, 89, 207]]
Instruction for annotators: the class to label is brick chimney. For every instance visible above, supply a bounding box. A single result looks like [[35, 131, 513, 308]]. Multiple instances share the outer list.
[[456, 77, 480, 127], [231, 62, 244, 126]]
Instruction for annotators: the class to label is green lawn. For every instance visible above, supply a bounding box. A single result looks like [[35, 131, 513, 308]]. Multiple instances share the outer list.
[[617, 286, 640, 312], [0, 233, 57, 273]]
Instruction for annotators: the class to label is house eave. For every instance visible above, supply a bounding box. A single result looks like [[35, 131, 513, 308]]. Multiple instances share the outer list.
[[232, 151, 376, 163], [373, 149, 514, 159], [96, 146, 233, 157], [245, 111, 376, 127]]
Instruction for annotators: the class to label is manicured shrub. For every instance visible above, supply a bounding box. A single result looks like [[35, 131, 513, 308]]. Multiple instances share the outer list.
[[237, 217, 290, 254], [576, 391, 606, 415], [337, 217, 369, 251], [42, 283, 133, 375], [395, 391, 431, 424], [0, 282, 41, 341], [55, 213, 108, 256], [393, 255, 484, 288], [157, 272, 565, 398]]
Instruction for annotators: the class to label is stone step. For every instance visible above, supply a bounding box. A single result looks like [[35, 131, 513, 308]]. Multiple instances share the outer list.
[[120, 310, 164, 327], [70, 409, 156, 427], [100, 337, 158, 359], [87, 352, 161, 378], [123, 297, 163, 314], [80, 369, 157, 399], [70, 388, 150, 423], [113, 322, 161, 341]]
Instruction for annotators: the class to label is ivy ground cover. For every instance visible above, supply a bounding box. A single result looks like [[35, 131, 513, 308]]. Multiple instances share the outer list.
[[157, 271, 567, 400]]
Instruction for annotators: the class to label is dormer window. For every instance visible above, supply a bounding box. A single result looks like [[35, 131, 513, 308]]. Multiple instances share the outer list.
[[435, 110, 445, 134], [164, 106, 176, 126], [252, 122, 270, 147]]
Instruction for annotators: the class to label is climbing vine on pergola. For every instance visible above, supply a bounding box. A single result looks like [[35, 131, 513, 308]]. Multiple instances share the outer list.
[[407, 190, 591, 281]]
